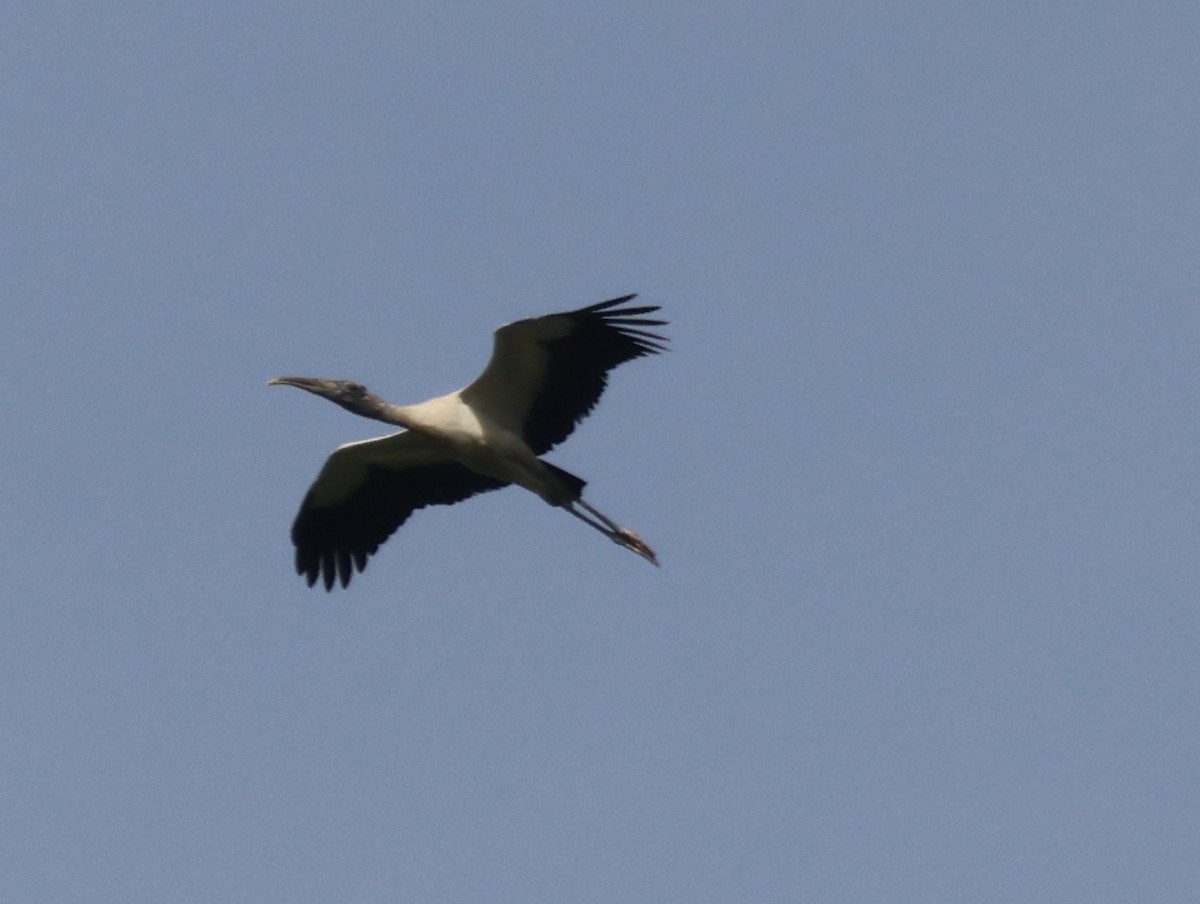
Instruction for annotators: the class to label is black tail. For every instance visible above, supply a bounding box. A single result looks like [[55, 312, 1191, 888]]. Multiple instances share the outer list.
[[542, 461, 587, 500]]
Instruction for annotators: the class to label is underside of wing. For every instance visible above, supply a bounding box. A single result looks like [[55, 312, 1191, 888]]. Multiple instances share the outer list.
[[290, 431, 508, 590], [460, 294, 668, 454]]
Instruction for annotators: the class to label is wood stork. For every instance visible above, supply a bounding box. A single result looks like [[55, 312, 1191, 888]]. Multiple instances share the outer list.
[[269, 294, 668, 589]]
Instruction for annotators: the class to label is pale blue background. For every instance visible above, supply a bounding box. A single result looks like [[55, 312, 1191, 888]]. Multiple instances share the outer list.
[[4, 3, 1198, 901]]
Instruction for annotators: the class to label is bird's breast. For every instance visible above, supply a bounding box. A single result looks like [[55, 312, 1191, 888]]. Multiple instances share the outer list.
[[406, 395, 549, 494]]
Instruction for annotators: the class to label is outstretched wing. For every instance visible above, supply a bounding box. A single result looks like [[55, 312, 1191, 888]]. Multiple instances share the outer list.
[[459, 294, 668, 455], [289, 431, 507, 590]]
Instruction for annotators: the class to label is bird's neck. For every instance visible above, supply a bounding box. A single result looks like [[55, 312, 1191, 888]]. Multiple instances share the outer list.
[[359, 397, 418, 430]]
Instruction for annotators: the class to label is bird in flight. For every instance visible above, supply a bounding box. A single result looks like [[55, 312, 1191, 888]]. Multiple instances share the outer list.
[[269, 294, 669, 589]]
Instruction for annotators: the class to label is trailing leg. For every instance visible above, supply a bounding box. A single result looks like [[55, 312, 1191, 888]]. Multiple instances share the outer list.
[[563, 499, 659, 566]]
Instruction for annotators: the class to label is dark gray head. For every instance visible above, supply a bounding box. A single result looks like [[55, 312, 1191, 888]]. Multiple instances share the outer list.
[[267, 376, 391, 422]]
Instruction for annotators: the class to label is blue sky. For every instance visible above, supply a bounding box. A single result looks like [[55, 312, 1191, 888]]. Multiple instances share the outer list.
[[4, 3, 1198, 901]]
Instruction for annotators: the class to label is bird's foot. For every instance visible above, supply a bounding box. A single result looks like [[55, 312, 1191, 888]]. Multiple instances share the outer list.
[[614, 528, 659, 566]]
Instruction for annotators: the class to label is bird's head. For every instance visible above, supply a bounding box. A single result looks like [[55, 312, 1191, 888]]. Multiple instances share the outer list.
[[267, 376, 390, 421]]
